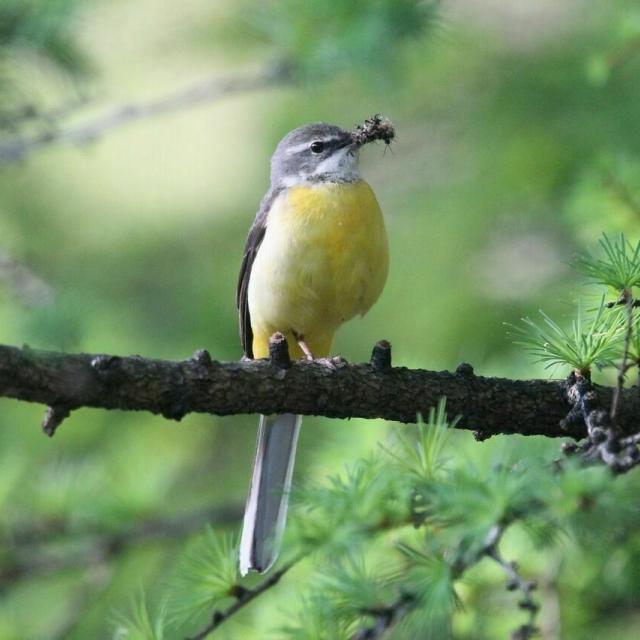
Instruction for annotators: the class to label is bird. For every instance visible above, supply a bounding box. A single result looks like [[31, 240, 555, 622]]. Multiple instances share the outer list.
[[237, 115, 394, 575]]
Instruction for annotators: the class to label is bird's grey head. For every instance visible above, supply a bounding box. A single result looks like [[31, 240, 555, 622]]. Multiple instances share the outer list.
[[270, 123, 360, 188]]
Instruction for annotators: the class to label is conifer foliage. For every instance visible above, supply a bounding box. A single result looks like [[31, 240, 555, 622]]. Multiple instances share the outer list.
[[2, 1, 640, 638]]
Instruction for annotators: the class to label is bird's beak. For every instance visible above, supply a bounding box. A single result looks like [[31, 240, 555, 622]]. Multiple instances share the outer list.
[[339, 135, 359, 150]]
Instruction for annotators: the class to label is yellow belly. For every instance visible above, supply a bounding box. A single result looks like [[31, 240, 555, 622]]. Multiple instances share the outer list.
[[248, 180, 388, 359]]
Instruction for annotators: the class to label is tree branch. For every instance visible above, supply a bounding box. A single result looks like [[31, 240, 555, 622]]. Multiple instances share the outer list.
[[0, 64, 291, 166], [0, 339, 596, 439], [3, 339, 640, 440]]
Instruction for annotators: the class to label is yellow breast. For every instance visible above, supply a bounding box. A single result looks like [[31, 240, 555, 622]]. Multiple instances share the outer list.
[[248, 180, 388, 359]]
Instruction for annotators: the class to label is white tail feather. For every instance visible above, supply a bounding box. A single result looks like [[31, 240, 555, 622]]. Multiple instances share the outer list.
[[239, 413, 301, 575]]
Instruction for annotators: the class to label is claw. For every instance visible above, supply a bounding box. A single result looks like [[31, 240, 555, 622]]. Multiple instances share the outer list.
[[317, 355, 348, 370]]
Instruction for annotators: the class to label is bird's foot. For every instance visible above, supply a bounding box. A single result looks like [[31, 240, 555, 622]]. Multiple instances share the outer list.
[[317, 355, 348, 370]]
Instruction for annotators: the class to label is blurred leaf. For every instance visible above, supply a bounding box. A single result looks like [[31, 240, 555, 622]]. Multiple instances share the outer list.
[[112, 593, 166, 640], [167, 527, 238, 627], [280, 594, 352, 640], [291, 456, 412, 554], [386, 398, 457, 484], [247, 0, 441, 80], [319, 553, 389, 622], [392, 540, 455, 639], [0, 0, 89, 75]]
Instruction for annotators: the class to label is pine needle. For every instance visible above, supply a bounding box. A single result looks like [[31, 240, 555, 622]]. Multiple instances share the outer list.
[[572, 233, 640, 292], [112, 592, 167, 640], [508, 297, 628, 372], [166, 527, 239, 627]]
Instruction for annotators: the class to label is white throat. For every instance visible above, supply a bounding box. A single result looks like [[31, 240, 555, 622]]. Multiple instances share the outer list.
[[313, 146, 360, 181], [282, 147, 361, 187]]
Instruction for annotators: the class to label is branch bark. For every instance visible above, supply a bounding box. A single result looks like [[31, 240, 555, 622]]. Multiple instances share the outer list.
[[2, 339, 638, 440]]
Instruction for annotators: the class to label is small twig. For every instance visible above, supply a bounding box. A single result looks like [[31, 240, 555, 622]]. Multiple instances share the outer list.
[[191, 505, 417, 638], [0, 96, 88, 132], [0, 64, 291, 165], [42, 405, 70, 437], [0, 503, 243, 587], [8, 502, 243, 549], [611, 291, 635, 421], [350, 522, 538, 640], [605, 293, 640, 309], [187, 557, 301, 639], [351, 592, 416, 640], [485, 529, 539, 640], [453, 524, 539, 639], [620, 431, 640, 448]]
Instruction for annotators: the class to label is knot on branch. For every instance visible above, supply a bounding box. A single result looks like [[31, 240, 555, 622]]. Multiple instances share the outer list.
[[42, 405, 70, 437], [455, 362, 474, 377], [473, 429, 491, 442], [269, 333, 291, 370], [562, 372, 640, 473], [91, 355, 126, 386], [160, 368, 189, 422], [160, 399, 188, 422], [191, 349, 212, 367], [370, 340, 392, 371]]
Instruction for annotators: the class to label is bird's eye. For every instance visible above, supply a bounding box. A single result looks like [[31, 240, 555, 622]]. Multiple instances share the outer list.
[[310, 141, 325, 154]]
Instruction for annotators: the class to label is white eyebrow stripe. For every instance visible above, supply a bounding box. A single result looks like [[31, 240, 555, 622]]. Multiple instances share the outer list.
[[284, 137, 346, 155], [285, 142, 311, 155]]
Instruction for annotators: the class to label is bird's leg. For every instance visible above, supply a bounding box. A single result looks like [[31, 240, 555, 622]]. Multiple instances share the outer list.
[[298, 341, 314, 361], [292, 330, 314, 361]]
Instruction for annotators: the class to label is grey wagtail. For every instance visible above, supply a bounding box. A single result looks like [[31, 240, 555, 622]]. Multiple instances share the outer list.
[[237, 115, 394, 574]]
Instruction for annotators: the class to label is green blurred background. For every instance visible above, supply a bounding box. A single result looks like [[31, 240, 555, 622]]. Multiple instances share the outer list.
[[1, 0, 640, 637]]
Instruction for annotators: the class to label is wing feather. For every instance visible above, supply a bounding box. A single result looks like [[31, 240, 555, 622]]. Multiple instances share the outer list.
[[236, 187, 282, 358]]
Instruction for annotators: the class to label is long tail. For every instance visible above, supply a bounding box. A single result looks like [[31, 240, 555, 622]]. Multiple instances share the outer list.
[[239, 413, 301, 575]]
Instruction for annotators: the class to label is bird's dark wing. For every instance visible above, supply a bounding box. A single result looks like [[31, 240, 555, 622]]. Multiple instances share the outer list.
[[237, 187, 282, 358]]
